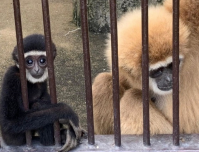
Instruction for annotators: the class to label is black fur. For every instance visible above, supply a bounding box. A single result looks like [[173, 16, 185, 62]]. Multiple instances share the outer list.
[[12, 34, 57, 62], [0, 35, 79, 146]]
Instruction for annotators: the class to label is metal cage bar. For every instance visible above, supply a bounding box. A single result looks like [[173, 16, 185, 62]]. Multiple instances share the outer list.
[[141, 0, 150, 146], [172, 0, 180, 146], [13, 0, 32, 146], [80, 0, 95, 145], [41, 0, 60, 145], [109, 0, 121, 147]]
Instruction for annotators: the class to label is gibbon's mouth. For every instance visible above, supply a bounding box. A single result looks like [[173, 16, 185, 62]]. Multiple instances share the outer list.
[[32, 74, 43, 79], [158, 85, 173, 91]]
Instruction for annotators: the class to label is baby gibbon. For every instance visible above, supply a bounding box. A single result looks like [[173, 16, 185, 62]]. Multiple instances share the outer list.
[[93, 0, 199, 135]]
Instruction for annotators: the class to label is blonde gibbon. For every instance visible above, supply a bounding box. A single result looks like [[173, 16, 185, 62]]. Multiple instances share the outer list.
[[93, 0, 199, 135]]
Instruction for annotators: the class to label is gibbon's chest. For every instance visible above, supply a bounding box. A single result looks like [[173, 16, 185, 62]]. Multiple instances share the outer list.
[[27, 82, 45, 101]]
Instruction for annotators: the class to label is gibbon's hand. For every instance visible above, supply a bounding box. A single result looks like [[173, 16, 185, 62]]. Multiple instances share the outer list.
[[59, 119, 87, 152]]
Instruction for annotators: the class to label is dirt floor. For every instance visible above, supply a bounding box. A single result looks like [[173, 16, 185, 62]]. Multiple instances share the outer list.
[[0, 0, 108, 129]]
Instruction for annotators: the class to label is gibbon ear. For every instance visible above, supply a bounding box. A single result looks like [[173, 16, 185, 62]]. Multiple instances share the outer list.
[[52, 44, 57, 59], [12, 46, 19, 63]]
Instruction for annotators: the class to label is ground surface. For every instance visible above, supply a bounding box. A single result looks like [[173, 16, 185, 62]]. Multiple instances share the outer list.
[[1, 135, 199, 152], [0, 0, 108, 129]]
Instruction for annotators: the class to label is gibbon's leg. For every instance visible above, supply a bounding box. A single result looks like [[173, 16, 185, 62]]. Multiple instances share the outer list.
[[38, 124, 54, 146], [1, 103, 79, 135], [120, 89, 172, 135], [30, 98, 55, 145], [1, 132, 26, 146], [93, 73, 114, 134], [1, 103, 79, 146], [93, 72, 125, 134]]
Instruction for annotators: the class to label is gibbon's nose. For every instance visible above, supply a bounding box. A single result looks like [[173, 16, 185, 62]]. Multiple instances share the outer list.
[[34, 63, 40, 73], [166, 75, 172, 82]]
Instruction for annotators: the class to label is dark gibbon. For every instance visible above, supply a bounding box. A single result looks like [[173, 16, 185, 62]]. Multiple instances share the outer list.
[[0, 34, 84, 151], [93, 0, 199, 135]]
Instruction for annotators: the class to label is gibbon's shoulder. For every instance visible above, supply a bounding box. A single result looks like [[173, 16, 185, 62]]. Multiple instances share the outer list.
[[2, 66, 20, 86], [105, 5, 190, 77], [4, 66, 19, 77]]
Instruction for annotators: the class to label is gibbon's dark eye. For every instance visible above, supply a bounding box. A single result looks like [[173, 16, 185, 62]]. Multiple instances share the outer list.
[[168, 60, 181, 69], [39, 57, 46, 64], [168, 63, 172, 69], [26, 58, 33, 66], [149, 67, 164, 78], [38, 56, 47, 67]]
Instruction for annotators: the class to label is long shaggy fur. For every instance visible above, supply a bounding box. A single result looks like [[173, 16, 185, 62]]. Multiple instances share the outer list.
[[0, 34, 83, 150], [93, 1, 199, 135]]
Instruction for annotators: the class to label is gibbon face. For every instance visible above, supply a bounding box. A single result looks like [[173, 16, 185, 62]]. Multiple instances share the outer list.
[[12, 34, 57, 84], [149, 55, 184, 95], [105, 6, 190, 95], [24, 51, 48, 84]]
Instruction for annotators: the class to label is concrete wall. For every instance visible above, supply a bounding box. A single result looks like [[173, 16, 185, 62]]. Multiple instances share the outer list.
[[73, 0, 164, 33]]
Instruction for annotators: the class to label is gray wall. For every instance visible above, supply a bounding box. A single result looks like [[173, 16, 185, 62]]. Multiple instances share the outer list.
[[73, 0, 164, 33]]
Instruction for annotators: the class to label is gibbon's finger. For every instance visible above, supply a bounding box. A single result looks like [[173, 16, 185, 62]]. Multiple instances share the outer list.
[[59, 118, 83, 139], [69, 120, 82, 139], [59, 129, 72, 152], [59, 131, 78, 152], [80, 128, 87, 139], [60, 138, 77, 152], [68, 138, 77, 152]]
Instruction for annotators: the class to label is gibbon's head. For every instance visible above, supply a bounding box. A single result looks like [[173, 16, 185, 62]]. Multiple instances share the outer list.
[[12, 34, 57, 84], [105, 6, 190, 95]]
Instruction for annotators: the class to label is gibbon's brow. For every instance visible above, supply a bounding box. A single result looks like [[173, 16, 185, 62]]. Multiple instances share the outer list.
[[24, 51, 46, 58], [149, 55, 184, 71]]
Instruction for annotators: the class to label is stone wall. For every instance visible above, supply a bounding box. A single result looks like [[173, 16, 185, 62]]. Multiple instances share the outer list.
[[73, 0, 164, 33]]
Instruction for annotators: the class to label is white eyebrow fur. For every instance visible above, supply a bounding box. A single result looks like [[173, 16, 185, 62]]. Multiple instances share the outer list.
[[149, 55, 184, 71], [16, 51, 47, 67], [24, 51, 46, 58]]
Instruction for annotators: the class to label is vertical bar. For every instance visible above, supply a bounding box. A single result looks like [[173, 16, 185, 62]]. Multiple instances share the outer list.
[[172, 0, 180, 146], [80, 0, 95, 145], [41, 0, 60, 145], [13, 0, 32, 146], [109, 0, 121, 147], [141, 0, 150, 146]]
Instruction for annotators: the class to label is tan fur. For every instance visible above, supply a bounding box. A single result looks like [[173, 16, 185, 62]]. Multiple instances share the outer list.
[[164, 0, 199, 34], [93, 2, 199, 135]]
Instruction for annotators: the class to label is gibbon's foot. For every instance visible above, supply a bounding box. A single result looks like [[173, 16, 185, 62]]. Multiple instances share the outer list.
[[59, 119, 87, 152]]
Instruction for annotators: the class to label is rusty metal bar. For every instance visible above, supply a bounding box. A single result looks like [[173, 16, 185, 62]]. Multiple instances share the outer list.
[[13, 0, 32, 146], [41, 0, 60, 146], [80, 0, 95, 145], [141, 0, 150, 146], [172, 0, 180, 146], [109, 0, 121, 147]]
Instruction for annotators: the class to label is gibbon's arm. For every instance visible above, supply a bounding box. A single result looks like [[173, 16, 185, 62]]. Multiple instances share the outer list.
[[0, 66, 25, 118], [93, 72, 172, 135], [1, 103, 79, 134], [0, 66, 79, 134], [29, 92, 51, 109], [120, 89, 172, 135], [93, 72, 126, 134]]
